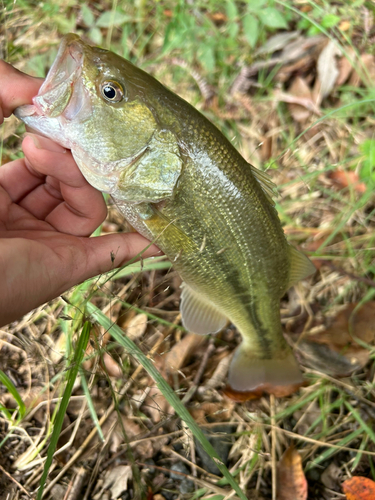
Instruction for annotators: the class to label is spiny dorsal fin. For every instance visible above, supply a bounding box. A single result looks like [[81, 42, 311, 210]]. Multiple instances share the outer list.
[[249, 164, 278, 206], [180, 283, 227, 335], [288, 245, 316, 288]]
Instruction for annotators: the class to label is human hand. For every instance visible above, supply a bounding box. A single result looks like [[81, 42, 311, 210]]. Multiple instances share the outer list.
[[0, 61, 159, 327]]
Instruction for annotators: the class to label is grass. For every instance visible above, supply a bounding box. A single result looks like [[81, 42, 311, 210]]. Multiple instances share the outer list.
[[1, 0, 375, 499]]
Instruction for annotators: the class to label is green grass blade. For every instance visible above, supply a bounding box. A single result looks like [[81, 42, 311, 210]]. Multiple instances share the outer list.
[[111, 257, 171, 280], [344, 401, 375, 446], [36, 321, 91, 500], [306, 427, 363, 470], [79, 367, 104, 442], [0, 405, 13, 420], [0, 370, 26, 419], [86, 302, 246, 500]]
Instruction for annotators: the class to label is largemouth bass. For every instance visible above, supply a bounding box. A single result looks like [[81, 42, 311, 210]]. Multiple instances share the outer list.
[[15, 34, 315, 397]]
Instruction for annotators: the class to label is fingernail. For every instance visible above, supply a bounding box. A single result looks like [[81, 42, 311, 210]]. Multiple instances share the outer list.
[[25, 133, 67, 153]]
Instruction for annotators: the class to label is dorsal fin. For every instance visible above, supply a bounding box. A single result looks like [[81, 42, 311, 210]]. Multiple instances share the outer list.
[[249, 164, 278, 206], [288, 245, 316, 288]]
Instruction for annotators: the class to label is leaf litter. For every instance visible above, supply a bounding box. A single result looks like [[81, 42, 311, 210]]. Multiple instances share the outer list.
[[1, 3, 375, 500]]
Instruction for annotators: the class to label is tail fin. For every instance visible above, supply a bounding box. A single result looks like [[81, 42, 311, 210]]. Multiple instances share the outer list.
[[226, 344, 303, 399]]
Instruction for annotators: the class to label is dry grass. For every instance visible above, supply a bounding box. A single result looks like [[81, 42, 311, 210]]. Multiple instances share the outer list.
[[1, 1, 375, 499]]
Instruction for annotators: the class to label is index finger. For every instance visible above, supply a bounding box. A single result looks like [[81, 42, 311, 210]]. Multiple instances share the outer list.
[[22, 134, 108, 236]]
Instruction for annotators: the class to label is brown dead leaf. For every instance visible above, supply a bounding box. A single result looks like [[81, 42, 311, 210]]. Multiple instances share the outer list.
[[336, 47, 356, 86], [312, 302, 375, 347], [255, 31, 300, 56], [102, 352, 123, 378], [277, 446, 307, 500], [313, 39, 341, 105], [299, 302, 375, 375], [143, 385, 174, 423], [125, 313, 148, 341], [164, 332, 205, 375], [101, 465, 132, 500], [207, 12, 227, 25], [287, 76, 314, 123], [189, 401, 234, 425], [349, 54, 375, 87], [321, 462, 342, 490], [339, 20, 351, 31], [2, 115, 18, 141], [298, 340, 366, 376], [342, 476, 375, 500], [328, 170, 366, 193]]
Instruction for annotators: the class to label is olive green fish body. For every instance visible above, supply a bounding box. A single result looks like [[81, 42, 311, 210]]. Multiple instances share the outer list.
[[15, 34, 315, 394]]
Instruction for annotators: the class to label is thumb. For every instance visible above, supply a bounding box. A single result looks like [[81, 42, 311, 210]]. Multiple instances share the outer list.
[[0, 61, 43, 122], [78, 232, 162, 282]]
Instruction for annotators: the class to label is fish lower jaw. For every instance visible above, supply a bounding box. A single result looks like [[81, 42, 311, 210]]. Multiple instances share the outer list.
[[71, 152, 120, 194]]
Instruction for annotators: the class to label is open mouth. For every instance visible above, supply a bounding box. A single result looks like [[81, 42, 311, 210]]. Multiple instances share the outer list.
[[32, 35, 85, 118]]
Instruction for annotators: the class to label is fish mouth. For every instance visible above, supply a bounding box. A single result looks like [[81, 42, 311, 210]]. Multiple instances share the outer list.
[[16, 34, 91, 122]]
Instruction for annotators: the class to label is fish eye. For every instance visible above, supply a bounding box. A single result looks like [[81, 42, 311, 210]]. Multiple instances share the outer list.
[[100, 81, 124, 102]]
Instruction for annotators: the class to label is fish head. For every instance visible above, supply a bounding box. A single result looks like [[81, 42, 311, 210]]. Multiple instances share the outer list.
[[15, 34, 159, 194]]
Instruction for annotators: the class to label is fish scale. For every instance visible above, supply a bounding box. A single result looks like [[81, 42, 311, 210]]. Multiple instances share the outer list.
[[15, 34, 316, 397]]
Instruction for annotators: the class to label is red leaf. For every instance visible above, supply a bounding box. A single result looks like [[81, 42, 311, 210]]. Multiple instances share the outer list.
[[342, 476, 375, 500], [328, 170, 366, 193]]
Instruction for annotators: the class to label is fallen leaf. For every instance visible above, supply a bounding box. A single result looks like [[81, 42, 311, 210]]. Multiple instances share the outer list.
[[313, 39, 341, 105], [299, 302, 375, 375], [297, 341, 366, 377], [207, 12, 227, 25], [328, 170, 366, 193], [126, 313, 148, 341], [164, 332, 205, 375], [349, 54, 375, 87], [255, 31, 300, 56], [143, 385, 174, 423], [287, 76, 314, 123], [189, 401, 234, 425], [49, 330, 67, 364], [321, 462, 342, 490], [336, 47, 356, 86], [339, 20, 351, 31], [2, 115, 18, 141], [102, 352, 123, 378], [277, 446, 308, 500], [204, 353, 232, 389], [342, 476, 375, 500], [102, 465, 132, 500]]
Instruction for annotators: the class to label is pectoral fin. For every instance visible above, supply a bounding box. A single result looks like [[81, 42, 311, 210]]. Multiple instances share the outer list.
[[287, 245, 316, 288], [180, 283, 227, 335]]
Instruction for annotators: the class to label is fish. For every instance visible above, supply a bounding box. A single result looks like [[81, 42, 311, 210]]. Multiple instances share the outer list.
[[15, 34, 316, 398]]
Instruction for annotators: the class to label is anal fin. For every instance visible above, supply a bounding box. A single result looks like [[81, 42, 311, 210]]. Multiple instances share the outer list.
[[180, 283, 227, 335]]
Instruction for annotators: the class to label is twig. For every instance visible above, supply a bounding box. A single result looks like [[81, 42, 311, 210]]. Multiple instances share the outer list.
[[181, 338, 216, 405], [169, 57, 216, 105], [65, 467, 87, 500], [270, 394, 277, 500], [136, 461, 234, 496], [317, 259, 375, 288], [260, 423, 375, 456], [0, 463, 31, 497]]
